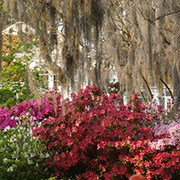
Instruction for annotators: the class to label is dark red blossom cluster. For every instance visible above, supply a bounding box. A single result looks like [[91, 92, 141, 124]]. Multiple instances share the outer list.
[[32, 86, 180, 180]]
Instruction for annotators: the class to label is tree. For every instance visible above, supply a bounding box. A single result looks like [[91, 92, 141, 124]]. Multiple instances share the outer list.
[[0, 0, 6, 78], [3, 0, 180, 111], [3, 0, 107, 96], [103, 0, 180, 110], [0, 31, 42, 108]]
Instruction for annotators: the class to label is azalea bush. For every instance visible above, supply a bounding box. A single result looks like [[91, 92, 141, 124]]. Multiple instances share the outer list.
[[0, 85, 180, 179], [149, 117, 180, 153], [32, 86, 180, 180], [143, 99, 171, 127], [144, 100, 180, 151], [0, 88, 61, 130], [0, 116, 54, 180]]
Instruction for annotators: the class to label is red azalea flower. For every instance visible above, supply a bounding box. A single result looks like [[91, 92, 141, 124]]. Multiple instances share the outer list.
[[132, 94, 139, 100]]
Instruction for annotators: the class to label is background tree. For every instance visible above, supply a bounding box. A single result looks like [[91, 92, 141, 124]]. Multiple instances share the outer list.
[[3, 0, 180, 111], [3, 0, 107, 96], [0, 0, 7, 78], [0, 31, 43, 108], [104, 0, 180, 110]]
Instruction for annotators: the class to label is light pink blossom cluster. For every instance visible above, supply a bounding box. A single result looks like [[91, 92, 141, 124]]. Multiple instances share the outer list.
[[149, 121, 180, 150]]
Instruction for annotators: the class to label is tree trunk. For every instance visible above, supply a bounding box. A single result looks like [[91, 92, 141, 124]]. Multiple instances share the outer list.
[[49, 1, 57, 52], [62, 0, 80, 93], [0, 24, 2, 79], [125, 2, 137, 103], [173, 50, 180, 112], [0, 12, 6, 80]]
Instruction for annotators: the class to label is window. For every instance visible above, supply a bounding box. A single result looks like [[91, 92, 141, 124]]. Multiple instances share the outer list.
[[53, 73, 59, 87], [40, 70, 49, 87]]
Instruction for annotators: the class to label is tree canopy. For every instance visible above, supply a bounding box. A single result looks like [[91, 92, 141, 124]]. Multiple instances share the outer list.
[[1, 0, 180, 110]]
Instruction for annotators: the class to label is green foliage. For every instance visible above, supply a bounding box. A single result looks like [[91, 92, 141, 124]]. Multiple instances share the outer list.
[[45, 177, 58, 180], [0, 117, 53, 180], [0, 32, 43, 108]]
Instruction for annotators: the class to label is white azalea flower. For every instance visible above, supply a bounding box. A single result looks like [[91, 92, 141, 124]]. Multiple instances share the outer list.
[[27, 159, 33, 164], [45, 153, 50, 158], [17, 134, 22, 138], [40, 153, 44, 158], [4, 126, 10, 132], [29, 129, 33, 135], [23, 142, 28, 147], [15, 117, 19, 120], [11, 152, 16, 159], [7, 166, 13, 172], [23, 152, 28, 158], [3, 158, 8, 163], [30, 153, 35, 158]]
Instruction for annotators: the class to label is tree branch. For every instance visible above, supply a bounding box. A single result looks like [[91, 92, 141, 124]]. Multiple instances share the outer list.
[[159, 76, 174, 99], [108, 10, 131, 43], [136, 84, 146, 103], [38, 0, 64, 20], [142, 76, 153, 101], [135, 3, 180, 23], [151, 10, 180, 23]]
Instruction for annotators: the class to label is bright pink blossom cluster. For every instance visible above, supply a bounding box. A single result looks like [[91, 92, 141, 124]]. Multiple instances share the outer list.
[[0, 89, 61, 130]]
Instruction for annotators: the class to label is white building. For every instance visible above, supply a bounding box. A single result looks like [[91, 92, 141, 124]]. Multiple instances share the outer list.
[[2, 21, 62, 91]]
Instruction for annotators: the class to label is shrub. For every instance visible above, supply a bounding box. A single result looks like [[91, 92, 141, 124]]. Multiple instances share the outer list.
[[0, 88, 61, 130], [0, 115, 53, 180], [32, 86, 180, 180], [1, 86, 180, 179]]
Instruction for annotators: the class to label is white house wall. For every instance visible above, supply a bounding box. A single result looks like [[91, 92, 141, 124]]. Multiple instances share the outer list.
[[2, 21, 35, 35]]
